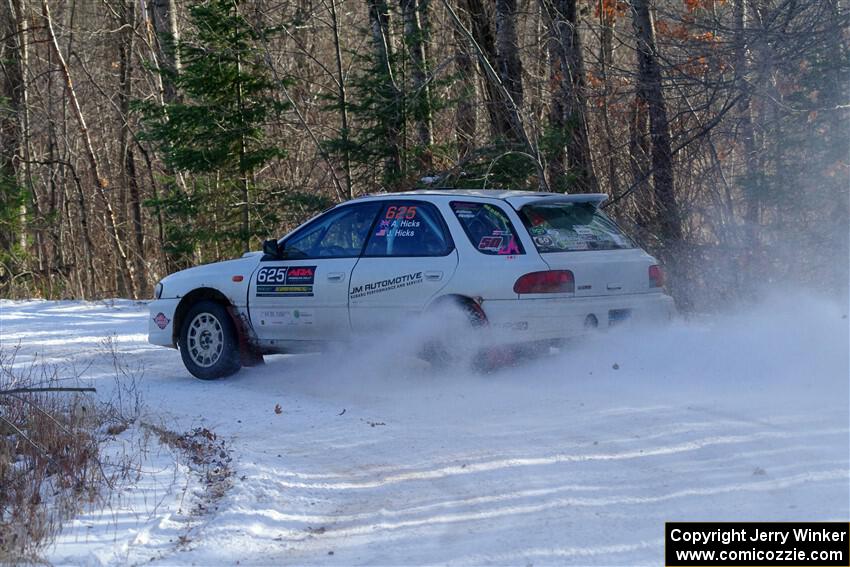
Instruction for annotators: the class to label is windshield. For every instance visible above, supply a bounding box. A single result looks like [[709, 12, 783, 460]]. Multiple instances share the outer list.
[[518, 202, 635, 252]]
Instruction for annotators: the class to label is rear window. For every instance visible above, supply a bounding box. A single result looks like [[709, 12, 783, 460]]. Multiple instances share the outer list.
[[450, 201, 524, 255], [518, 202, 635, 252]]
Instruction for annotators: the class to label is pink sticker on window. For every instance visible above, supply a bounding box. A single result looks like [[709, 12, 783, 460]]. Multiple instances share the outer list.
[[498, 237, 522, 255], [478, 236, 504, 251]]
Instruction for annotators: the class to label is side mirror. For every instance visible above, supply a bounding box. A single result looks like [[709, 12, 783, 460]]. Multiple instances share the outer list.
[[262, 239, 281, 258]]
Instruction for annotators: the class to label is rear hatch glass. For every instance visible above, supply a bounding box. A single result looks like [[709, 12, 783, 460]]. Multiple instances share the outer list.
[[518, 202, 635, 253]]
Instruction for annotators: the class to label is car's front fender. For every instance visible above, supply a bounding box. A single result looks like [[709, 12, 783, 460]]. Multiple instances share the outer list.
[[151, 255, 262, 347], [158, 256, 260, 306], [148, 298, 181, 348]]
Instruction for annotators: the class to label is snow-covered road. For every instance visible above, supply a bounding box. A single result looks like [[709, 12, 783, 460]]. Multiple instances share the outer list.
[[1, 294, 847, 566]]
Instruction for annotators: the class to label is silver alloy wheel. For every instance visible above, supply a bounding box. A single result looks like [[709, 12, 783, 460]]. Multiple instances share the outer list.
[[186, 312, 224, 368]]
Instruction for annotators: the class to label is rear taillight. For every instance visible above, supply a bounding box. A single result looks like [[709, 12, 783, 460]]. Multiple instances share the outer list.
[[514, 270, 575, 294], [649, 265, 665, 288]]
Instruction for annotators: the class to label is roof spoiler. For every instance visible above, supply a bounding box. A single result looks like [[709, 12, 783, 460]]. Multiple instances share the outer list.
[[506, 193, 609, 209]]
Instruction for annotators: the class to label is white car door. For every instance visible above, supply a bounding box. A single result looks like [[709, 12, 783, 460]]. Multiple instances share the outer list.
[[349, 200, 458, 334], [249, 202, 381, 344]]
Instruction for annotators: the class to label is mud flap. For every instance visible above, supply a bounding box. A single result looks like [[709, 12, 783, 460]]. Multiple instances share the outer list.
[[226, 306, 265, 367]]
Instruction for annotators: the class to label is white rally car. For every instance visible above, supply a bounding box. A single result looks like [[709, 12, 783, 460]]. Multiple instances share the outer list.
[[149, 190, 675, 379]]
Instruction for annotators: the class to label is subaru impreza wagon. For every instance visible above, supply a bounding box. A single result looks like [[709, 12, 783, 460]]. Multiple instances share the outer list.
[[148, 190, 675, 379]]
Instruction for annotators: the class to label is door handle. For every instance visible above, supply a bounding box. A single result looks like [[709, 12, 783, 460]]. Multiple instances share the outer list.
[[424, 271, 443, 281], [327, 272, 345, 281], [606, 283, 623, 290]]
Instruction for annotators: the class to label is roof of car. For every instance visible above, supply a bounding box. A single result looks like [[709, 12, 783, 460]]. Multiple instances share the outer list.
[[354, 189, 609, 208]]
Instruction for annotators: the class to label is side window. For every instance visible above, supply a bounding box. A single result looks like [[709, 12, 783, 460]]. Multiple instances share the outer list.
[[284, 203, 381, 259], [364, 202, 452, 257], [450, 201, 524, 255]]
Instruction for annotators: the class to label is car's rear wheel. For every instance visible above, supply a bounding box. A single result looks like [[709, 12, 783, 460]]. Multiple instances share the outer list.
[[179, 300, 241, 380], [420, 299, 498, 372]]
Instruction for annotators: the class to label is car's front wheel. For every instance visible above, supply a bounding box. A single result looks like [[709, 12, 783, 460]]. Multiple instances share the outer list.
[[179, 300, 241, 380]]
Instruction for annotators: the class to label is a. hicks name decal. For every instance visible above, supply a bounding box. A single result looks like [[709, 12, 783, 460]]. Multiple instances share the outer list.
[[350, 272, 423, 299], [374, 205, 420, 239], [256, 265, 316, 297]]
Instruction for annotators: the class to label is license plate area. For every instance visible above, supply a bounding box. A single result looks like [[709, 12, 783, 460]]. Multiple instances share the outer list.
[[608, 309, 632, 326]]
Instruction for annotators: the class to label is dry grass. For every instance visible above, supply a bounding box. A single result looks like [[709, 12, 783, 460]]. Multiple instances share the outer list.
[[0, 341, 143, 562]]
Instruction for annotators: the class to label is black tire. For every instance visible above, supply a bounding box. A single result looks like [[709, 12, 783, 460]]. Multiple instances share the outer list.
[[178, 300, 241, 380], [420, 299, 487, 370]]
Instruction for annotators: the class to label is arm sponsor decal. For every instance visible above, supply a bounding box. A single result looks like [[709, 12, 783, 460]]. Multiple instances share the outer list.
[[285, 266, 316, 285]]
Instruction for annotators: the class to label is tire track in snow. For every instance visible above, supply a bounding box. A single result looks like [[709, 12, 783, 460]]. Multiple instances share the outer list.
[[267, 428, 847, 490]]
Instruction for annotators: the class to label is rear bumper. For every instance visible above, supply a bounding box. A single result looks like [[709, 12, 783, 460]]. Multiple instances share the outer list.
[[148, 298, 180, 348], [481, 292, 675, 344]]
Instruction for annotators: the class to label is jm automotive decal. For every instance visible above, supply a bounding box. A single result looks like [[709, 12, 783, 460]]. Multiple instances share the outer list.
[[350, 272, 423, 299], [256, 266, 316, 297]]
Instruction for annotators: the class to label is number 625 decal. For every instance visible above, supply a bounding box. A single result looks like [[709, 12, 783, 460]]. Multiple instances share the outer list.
[[257, 267, 287, 284], [385, 205, 417, 220]]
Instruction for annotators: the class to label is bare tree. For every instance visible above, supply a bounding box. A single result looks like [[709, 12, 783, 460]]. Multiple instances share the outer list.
[[453, 1, 478, 160], [464, 0, 511, 139], [541, 0, 598, 192], [0, 0, 843, 309], [494, 0, 524, 142], [367, 0, 403, 183], [117, 0, 148, 295], [42, 0, 137, 297], [443, 0, 549, 189], [326, 0, 354, 197], [733, 0, 759, 241], [400, 0, 433, 167], [630, 0, 683, 249], [148, 0, 181, 105]]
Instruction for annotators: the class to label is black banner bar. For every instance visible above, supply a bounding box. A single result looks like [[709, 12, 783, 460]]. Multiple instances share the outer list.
[[666, 522, 850, 566]]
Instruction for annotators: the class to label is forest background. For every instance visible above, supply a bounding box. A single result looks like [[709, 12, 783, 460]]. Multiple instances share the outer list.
[[1, 0, 847, 310]]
